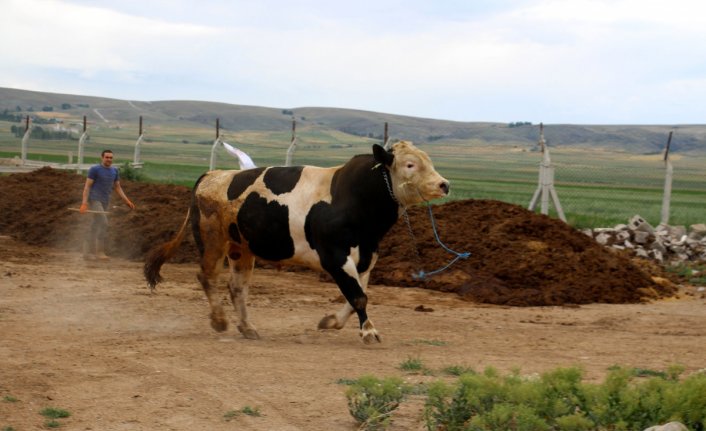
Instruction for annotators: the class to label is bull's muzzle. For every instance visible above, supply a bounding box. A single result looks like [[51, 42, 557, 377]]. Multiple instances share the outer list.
[[440, 181, 450, 196]]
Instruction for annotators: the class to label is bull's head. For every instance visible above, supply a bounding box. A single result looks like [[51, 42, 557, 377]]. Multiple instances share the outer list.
[[373, 141, 450, 207]]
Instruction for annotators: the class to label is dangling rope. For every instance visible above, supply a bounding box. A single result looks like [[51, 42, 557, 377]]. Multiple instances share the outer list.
[[411, 203, 471, 280], [380, 168, 470, 280]]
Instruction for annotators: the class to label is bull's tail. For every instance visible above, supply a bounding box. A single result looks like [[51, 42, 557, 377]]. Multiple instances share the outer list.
[[143, 206, 191, 290]]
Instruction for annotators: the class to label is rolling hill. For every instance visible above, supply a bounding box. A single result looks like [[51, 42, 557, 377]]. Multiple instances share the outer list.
[[2, 86, 705, 154]]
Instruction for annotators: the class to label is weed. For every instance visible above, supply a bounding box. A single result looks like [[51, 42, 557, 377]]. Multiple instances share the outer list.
[[241, 406, 261, 417], [2, 396, 18, 403], [3, 426, 17, 431], [336, 378, 358, 385], [399, 356, 424, 372], [346, 375, 410, 430], [223, 406, 261, 421], [442, 365, 476, 376], [39, 407, 70, 419], [45, 420, 61, 428]]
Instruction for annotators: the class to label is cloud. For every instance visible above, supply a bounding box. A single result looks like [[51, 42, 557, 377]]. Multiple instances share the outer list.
[[1, 0, 706, 123]]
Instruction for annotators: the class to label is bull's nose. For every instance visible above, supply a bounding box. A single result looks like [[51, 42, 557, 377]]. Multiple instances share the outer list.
[[440, 181, 450, 195]]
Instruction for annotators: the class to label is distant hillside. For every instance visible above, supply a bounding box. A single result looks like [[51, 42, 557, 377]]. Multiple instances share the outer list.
[[2, 87, 705, 154]]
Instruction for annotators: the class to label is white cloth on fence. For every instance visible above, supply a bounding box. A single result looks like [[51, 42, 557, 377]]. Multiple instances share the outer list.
[[222, 142, 256, 169]]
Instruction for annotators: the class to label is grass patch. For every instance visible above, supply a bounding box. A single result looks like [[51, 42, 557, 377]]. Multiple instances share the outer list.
[[39, 407, 70, 419], [2, 396, 18, 403], [399, 356, 425, 372], [223, 406, 261, 421]]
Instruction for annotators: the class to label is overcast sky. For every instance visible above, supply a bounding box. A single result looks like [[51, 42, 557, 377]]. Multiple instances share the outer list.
[[1, 0, 705, 124]]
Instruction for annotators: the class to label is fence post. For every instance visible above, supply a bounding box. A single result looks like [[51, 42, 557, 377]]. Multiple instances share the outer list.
[[20, 116, 30, 164], [528, 123, 566, 222], [383, 122, 390, 149], [209, 118, 221, 171], [660, 131, 674, 226], [285, 117, 297, 166], [132, 116, 144, 168], [76, 116, 88, 173]]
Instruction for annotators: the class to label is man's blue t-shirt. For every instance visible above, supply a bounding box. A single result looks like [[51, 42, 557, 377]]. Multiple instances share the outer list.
[[87, 165, 119, 206]]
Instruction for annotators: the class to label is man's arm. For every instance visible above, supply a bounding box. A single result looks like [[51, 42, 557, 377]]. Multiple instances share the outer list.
[[113, 180, 135, 210], [79, 178, 94, 213]]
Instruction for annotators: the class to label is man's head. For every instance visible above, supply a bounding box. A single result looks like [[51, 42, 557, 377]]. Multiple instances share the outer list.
[[101, 150, 114, 167]]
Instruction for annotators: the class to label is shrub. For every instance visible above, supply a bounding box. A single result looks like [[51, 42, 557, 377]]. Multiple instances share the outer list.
[[423, 366, 706, 431], [346, 375, 409, 430], [119, 162, 147, 182]]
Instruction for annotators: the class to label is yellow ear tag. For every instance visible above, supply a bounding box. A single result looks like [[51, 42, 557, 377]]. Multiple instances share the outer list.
[[372, 163, 382, 170]]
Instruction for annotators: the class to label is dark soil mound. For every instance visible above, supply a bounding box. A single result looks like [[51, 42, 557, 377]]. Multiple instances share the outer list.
[[373, 200, 671, 305], [0, 167, 673, 305]]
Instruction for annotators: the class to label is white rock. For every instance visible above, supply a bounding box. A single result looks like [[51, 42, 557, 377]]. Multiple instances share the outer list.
[[629, 215, 655, 233], [634, 231, 651, 244], [595, 232, 611, 245]]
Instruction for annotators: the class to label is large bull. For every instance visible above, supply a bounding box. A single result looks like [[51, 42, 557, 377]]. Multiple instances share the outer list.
[[144, 141, 449, 343]]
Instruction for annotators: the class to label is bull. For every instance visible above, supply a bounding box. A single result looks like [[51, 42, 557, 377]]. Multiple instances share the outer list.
[[144, 141, 449, 343]]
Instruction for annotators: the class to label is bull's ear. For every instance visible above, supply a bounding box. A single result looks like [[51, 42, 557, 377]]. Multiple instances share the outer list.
[[372, 144, 394, 167]]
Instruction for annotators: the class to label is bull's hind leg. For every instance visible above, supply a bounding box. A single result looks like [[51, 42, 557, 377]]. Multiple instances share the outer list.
[[197, 246, 229, 332], [226, 253, 259, 340], [319, 257, 381, 344]]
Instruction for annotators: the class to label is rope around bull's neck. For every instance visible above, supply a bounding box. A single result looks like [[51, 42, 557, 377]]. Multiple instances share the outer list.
[[380, 167, 470, 280]]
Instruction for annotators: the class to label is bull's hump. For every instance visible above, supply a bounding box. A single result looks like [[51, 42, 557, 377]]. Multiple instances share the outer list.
[[263, 166, 304, 195], [227, 167, 266, 201]]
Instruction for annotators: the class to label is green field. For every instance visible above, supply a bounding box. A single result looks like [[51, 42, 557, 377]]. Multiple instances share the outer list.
[[1, 118, 704, 229]]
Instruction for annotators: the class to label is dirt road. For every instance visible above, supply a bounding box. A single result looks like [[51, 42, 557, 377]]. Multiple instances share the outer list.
[[1, 236, 705, 430]]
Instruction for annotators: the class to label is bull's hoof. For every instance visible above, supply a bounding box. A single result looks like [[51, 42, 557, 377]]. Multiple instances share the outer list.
[[317, 314, 342, 330], [237, 324, 261, 340], [210, 311, 228, 332], [360, 320, 381, 344]]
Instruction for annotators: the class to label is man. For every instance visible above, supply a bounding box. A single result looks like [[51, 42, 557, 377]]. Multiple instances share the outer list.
[[80, 149, 136, 260]]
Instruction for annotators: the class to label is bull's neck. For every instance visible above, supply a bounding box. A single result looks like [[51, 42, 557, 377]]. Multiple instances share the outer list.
[[331, 155, 400, 233]]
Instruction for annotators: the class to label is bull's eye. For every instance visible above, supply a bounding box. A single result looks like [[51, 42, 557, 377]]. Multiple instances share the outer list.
[[406, 162, 415, 169]]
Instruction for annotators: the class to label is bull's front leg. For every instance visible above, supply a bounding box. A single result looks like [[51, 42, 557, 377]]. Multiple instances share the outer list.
[[318, 256, 381, 344]]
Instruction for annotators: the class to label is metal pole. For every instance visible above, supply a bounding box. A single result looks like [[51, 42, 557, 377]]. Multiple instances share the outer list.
[[133, 116, 143, 166], [285, 117, 297, 166], [209, 118, 221, 171], [660, 131, 674, 225], [76, 115, 87, 173], [383, 122, 389, 149], [21, 116, 30, 164]]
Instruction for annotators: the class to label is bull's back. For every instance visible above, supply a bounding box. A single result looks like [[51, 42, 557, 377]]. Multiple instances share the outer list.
[[194, 166, 337, 268]]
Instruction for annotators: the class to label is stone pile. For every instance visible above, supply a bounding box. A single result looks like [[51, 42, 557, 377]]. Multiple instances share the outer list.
[[582, 216, 706, 265]]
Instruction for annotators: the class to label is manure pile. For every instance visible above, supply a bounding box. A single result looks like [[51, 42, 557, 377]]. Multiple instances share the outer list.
[[0, 167, 672, 306]]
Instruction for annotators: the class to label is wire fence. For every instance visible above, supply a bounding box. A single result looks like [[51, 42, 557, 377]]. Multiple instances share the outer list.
[[2, 117, 704, 229], [551, 152, 705, 228]]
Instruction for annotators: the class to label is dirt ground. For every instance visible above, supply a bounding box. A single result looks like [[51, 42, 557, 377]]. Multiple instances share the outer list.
[[2, 237, 705, 430], [1, 167, 705, 430]]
